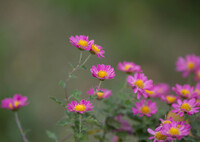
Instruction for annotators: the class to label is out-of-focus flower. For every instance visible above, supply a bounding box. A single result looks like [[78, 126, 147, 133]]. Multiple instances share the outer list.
[[194, 67, 200, 82], [146, 83, 170, 98], [67, 100, 93, 113], [161, 121, 190, 140], [90, 64, 115, 80], [111, 136, 120, 142], [147, 128, 170, 142], [69, 35, 93, 51], [156, 117, 175, 131], [172, 98, 200, 117], [161, 95, 178, 104], [1, 94, 28, 110], [132, 99, 157, 117], [117, 61, 142, 74], [172, 84, 196, 99], [90, 43, 105, 58], [176, 54, 200, 77], [194, 82, 200, 97], [87, 87, 112, 99], [127, 73, 153, 99], [114, 115, 133, 134]]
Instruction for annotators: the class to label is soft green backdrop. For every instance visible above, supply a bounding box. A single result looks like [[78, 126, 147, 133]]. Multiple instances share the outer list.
[[0, 0, 200, 141]]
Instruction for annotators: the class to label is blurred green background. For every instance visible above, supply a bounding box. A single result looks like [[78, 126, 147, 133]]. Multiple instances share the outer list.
[[0, 0, 200, 141]]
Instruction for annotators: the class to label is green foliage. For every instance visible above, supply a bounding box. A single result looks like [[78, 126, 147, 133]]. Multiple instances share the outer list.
[[68, 90, 82, 101], [59, 80, 66, 88], [49, 96, 65, 107], [80, 65, 87, 70], [46, 130, 58, 142]]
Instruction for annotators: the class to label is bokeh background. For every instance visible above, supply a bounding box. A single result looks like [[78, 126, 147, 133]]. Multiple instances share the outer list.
[[1, 0, 200, 141]]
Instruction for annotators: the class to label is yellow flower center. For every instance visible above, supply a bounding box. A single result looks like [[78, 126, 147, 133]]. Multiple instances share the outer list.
[[14, 101, 21, 108], [97, 92, 104, 98], [9, 103, 13, 109], [180, 103, 191, 111], [134, 80, 144, 89], [194, 89, 200, 96], [97, 71, 107, 78], [177, 125, 181, 128], [145, 90, 154, 96], [180, 89, 190, 96], [155, 131, 167, 140], [166, 96, 176, 104], [78, 40, 88, 47], [187, 62, 194, 70], [74, 104, 86, 112], [169, 127, 180, 135], [162, 120, 172, 125], [141, 106, 150, 114], [124, 65, 132, 70], [92, 44, 100, 53], [198, 71, 200, 79]]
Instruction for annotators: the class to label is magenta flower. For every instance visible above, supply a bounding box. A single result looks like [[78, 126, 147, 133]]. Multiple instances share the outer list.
[[67, 100, 93, 113], [161, 95, 178, 104], [194, 67, 200, 82], [90, 64, 115, 80], [69, 35, 93, 51], [194, 82, 200, 97], [172, 98, 200, 117], [172, 84, 196, 99], [147, 128, 171, 142], [132, 99, 157, 117], [155, 117, 175, 131], [176, 54, 200, 77], [111, 136, 120, 142], [114, 115, 133, 134], [118, 61, 142, 74], [1, 94, 28, 110], [90, 44, 105, 58], [161, 121, 190, 140], [87, 87, 112, 99], [127, 73, 153, 99], [146, 83, 170, 98]]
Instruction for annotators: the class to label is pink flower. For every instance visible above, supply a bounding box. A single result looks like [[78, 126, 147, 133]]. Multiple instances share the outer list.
[[172, 98, 200, 117], [90, 64, 115, 80], [172, 84, 196, 99], [114, 115, 133, 134], [161, 121, 190, 140], [161, 95, 178, 104], [87, 87, 112, 99], [194, 82, 200, 97], [146, 83, 170, 98], [69, 35, 93, 51], [132, 99, 157, 117], [155, 117, 175, 131], [117, 61, 142, 73], [67, 100, 93, 113], [194, 67, 200, 82], [111, 136, 120, 142], [1, 94, 28, 110], [90, 44, 105, 58], [147, 128, 171, 142], [176, 54, 200, 77], [127, 73, 153, 99]]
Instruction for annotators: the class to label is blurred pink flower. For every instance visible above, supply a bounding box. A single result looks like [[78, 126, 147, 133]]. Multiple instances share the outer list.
[[117, 61, 142, 74], [172, 84, 196, 99], [1, 94, 28, 110], [114, 115, 133, 134], [90, 44, 105, 58], [161, 95, 178, 104], [147, 128, 170, 142], [67, 100, 93, 113], [194, 67, 200, 82], [87, 87, 112, 99]]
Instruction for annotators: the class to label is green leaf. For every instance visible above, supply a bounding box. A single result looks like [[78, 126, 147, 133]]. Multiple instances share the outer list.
[[89, 95, 98, 100], [56, 118, 73, 126], [69, 74, 77, 79], [68, 90, 82, 101], [69, 62, 75, 68], [84, 116, 101, 127], [49, 96, 65, 107], [46, 130, 58, 142], [59, 80, 66, 88], [81, 65, 87, 70]]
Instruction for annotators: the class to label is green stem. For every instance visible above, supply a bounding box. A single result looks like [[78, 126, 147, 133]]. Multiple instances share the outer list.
[[79, 114, 82, 134], [15, 112, 28, 142]]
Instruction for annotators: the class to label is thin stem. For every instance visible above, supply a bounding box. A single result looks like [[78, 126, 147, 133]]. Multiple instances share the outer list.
[[79, 114, 82, 134], [80, 54, 92, 67], [15, 112, 28, 142]]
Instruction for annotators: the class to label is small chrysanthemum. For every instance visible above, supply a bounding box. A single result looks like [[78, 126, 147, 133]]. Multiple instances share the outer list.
[[194, 67, 200, 82], [161, 95, 178, 104], [147, 128, 170, 142], [172, 98, 200, 117], [67, 100, 93, 113], [161, 121, 190, 140], [132, 99, 157, 117], [118, 61, 142, 74], [90, 43, 105, 58], [155, 116, 175, 131], [172, 84, 196, 98], [146, 83, 170, 98], [90, 64, 115, 80], [176, 54, 200, 77], [114, 115, 133, 134], [69, 35, 93, 51], [87, 87, 112, 99], [1, 94, 28, 110], [127, 73, 153, 99]]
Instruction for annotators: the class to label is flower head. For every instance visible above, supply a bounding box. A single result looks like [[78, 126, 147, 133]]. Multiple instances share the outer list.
[[161, 95, 178, 104], [172, 98, 200, 117], [69, 35, 93, 51], [176, 54, 200, 77], [194, 82, 200, 97], [118, 61, 142, 74], [147, 128, 170, 142], [146, 83, 170, 98], [87, 87, 112, 99], [114, 115, 133, 134], [172, 84, 196, 99], [90, 44, 105, 58], [127, 73, 153, 99], [1, 94, 28, 110], [194, 67, 200, 82], [90, 64, 115, 80], [132, 99, 157, 117], [67, 100, 93, 113]]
